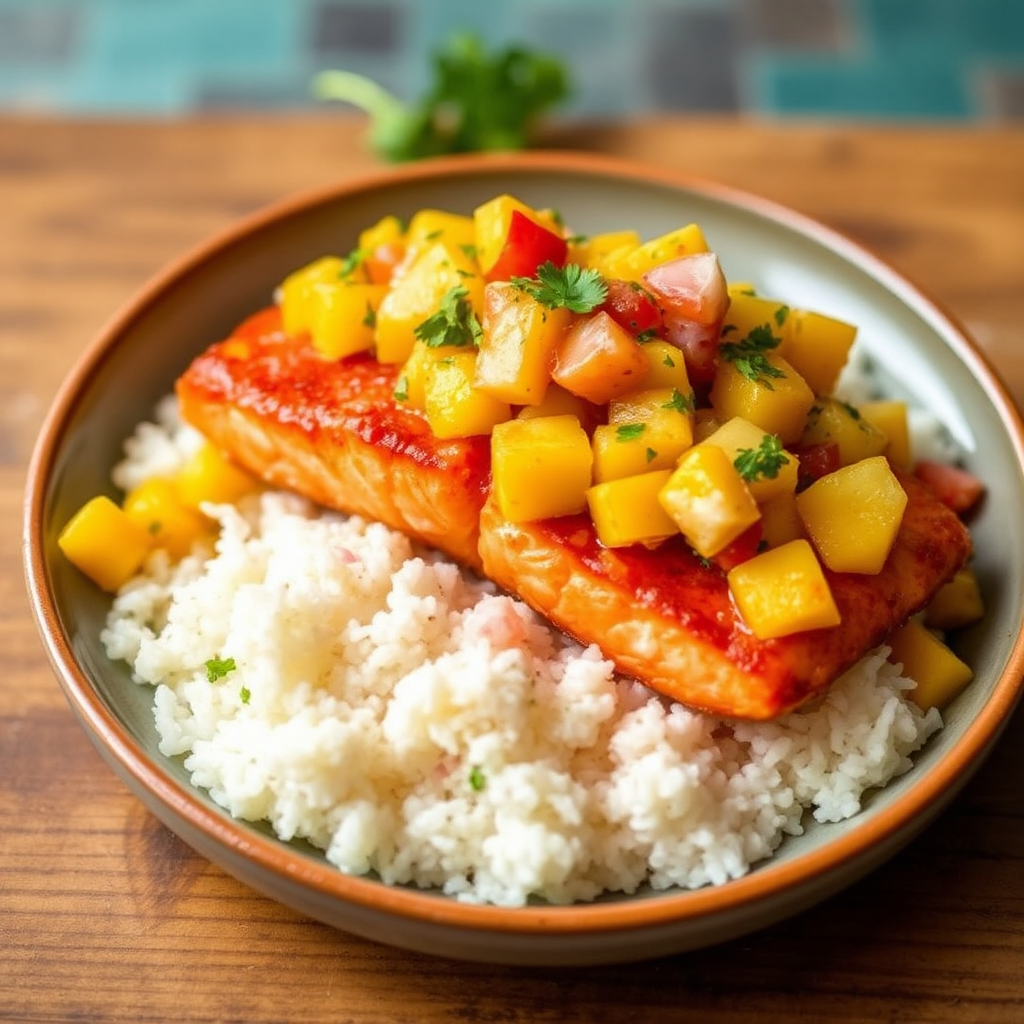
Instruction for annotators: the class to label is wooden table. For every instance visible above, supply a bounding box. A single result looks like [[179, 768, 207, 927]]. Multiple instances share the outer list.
[[3, 116, 1023, 1022]]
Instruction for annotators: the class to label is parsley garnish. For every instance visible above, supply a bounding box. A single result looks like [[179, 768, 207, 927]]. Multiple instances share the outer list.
[[205, 656, 236, 683], [468, 765, 486, 791], [839, 399, 862, 420], [635, 328, 659, 343], [565, 233, 588, 245], [423, 228, 443, 242], [720, 324, 785, 388], [239, 686, 251, 705], [645, 447, 658, 463], [662, 388, 694, 414], [721, 324, 737, 336], [393, 375, 410, 402], [615, 423, 646, 442], [774, 305, 790, 327], [339, 248, 366, 278], [662, 352, 677, 368], [147, 520, 162, 536], [733, 435, 790, 482], [459, 243, 478, 261], [510, 261, 607, 314], [413, 286, 482, 348], [362, 302, 376, 328]]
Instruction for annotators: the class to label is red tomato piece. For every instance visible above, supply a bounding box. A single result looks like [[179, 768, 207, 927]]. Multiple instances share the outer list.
[[711, 522, 764, 573], [643, 252, 728, 327], [484, 209, 568, 282], [793, 442, 841, 490], [599, 279, 664, 339], [913, 460, 985, 515], [663, 318, 722, 384]]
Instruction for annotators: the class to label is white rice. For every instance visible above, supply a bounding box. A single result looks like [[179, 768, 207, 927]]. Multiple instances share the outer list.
[[102, 397, 942, 906]]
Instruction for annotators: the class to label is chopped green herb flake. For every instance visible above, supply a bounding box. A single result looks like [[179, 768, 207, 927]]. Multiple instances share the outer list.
[[662, 388, 695, 414], [645, 447, 658, 463], [147, 520, 162, 536], [662, 353, 676, 368], [459, 243, 478, 260], [721, 324, 737, 336], [205, 656, 236, 683], [423, 228, 443, 241], [635, 328, 659, 343], [510, 261, 607, 314], [615, 423, 646, 442], [739, 287, 757, 297], [339, 248, 366, 278], [565, 233, 588, 245], [720, 323, 784, 388], [239, 686, 251, 705], [362, 302, 376, 328], [839, 400, 862, 420], [414, 286, 482, 348], [468, 765, 486, 791], [774, 304, 790, 327], [733, 435, 790, 482], [393, 375, 410, 402]]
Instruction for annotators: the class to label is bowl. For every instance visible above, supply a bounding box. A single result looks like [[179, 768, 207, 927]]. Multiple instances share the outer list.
[[24, 151, 1024, 965]]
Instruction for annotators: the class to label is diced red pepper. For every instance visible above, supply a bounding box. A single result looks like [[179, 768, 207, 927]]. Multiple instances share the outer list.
[[793, 442, 841, 490], [484, 209, 568, 282], [711, 521, 764, 573], [914, 460, 985, 515], [599, 279, 664, 339]]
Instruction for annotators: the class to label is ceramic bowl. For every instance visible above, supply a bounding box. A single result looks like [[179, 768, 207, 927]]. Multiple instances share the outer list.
[[24, 152, 1024, 965]]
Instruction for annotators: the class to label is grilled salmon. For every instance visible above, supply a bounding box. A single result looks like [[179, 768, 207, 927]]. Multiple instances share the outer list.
[[177, 306, 973, 719]]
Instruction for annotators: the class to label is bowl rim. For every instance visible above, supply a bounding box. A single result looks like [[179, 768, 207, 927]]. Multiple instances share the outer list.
[[23, 149, 1024, 938]]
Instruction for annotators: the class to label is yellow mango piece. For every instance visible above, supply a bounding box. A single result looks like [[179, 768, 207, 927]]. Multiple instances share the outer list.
[[516, 383, 592, 422], [57, 495, 153, 592], [309, 280, 388, 360], [279, 256, 344, 336], [701, 416, 798, 503], [635, 341, 692, 393], [658, 444, 761, 558], [374, 242, 484, 364], [727, 282, 758, 299], [123, 477, 213, 559], [728, 539, 840, 640], [860, 399, 913, 471], [888, 621, 973, 710], [491, 415, 593, 522], [796, 455, 908, 574], [393, 339, 445, 410], [406, 209, 477, 253], [587, 469, 680, 548], [709, 354, 815, 444], [719, 292, 789, 343], [799, 397, 889, 467], [357, 214, 405, 254], [570, 230, 642, 270], [601, 223, 709, 283], [759, 493, 805, 548], [175, 442, 259, 509], [472, 194, 560, 276], [780, 309, 857, 395], [424, 351, 511, 439], [924, 568, 985, 630], [552, 312, 651, 405], [474, 282, 572, 405]]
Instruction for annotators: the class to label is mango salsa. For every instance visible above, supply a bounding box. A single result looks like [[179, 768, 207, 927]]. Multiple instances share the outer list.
[[57, 495, 153, 592], [587, 469, 680, 548]]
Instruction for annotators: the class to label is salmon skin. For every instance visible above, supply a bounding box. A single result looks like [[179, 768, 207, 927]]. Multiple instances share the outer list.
[[178, 306, 973, 719]]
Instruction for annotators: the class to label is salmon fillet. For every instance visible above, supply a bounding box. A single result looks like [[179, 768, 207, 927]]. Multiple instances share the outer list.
[[177, 306, 973, 719]]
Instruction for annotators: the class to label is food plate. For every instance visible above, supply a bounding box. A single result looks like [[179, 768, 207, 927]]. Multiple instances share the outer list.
[[24, 152, 1024, 965]]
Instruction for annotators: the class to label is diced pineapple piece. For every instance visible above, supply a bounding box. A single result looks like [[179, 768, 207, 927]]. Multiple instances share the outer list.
[[122, 477, 213, 559], [393, 339, 444, 410], [357, 214, 405, 254], [516, 383, 593, 422], [658, 444, 761, 558], [587, 469, 679, 548], [405, 209, 477, 253], [799, 397, 889, 467], [759, 493, 805, 548], [719, 292, 789, 342], [570, 230, 642, 270], [780, 309, 857, 395], [57, 495, 153, 592], [727, 539, 840, 640], [709, 354, 815, 444], [175, 442, 259, 509], [592, 386, 693, 481], [424, 351, 511, 439], [552, 312, 650, 405], [860, 399, 913, 471], [308, 280, 388, 360], [474, 282, 572, 405], [796, 455, 908, 573], [601, 224, 709, 283], [374, 242, 484, 364], [279, 256, 345, 336], [924, 568, 985, 630], [491, 415, 593, 522], [635, 341, 692, 393], [701, 416, 798, 503], [472, 194, 561, 276], [888, 621, 973, 710]]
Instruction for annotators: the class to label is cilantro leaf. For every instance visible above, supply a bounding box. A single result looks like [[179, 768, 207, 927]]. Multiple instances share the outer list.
[[362, 302, 376, 328], [774, 304, 790, 327], [393, 375, 410, 402], [468, 765, 486, 792], [720, 323, 785, 388], [239, 686, 251, 705], [662, 388, 695, 414], [339, 248, 366, 278], [205, 656, 236, 683], [510, 262, 607, 313], [312, 34, 569, 162], [615, 423, 646, 442], [733, 435, 790, 482], [645, 447, 658, 463], [414, 286, 482, 348]]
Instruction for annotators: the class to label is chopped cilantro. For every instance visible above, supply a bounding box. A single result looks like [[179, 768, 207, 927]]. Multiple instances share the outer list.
[[645, 447, 658, 463], [362, 302, 376, 328], [719, 323, 785, 388], [459, 242, 478, 261], [635, 328, 659, 343], [239, 686, 251, 705], [662, 352, 677, 368], [147, 520, 162, 536], [413, 286, 482, 348], [423, 228, 443, 242], [393, 375, 410, 402], [565, 233, 588, 245], [205, 656, 236, 683], [338, 248, 366, 278], [615, 423, 646, 442], [510, 261, 607, 314], [774, 304, 790, 327], [839, 399, 862, 420], [662, 388, 695, 414], [721, 324, 737, 336], [468, 765, 486, 791], [733, 435, 790, 482]]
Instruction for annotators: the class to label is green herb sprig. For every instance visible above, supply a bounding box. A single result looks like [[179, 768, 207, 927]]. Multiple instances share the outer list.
[[719, 324, 785, 388], [510, 262, 607, 314], [734, 435, 790, 482], [414, 286, 482, 348]]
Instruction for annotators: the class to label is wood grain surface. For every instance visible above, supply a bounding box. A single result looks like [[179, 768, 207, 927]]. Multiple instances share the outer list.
[[3, 115, 1023, 1023]]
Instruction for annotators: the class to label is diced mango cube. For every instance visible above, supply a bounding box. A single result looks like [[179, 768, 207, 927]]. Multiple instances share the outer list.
[[552, 312, 650, 405], [924, 568, 985, 630], [587, 469, 679, 547], [701, 416, 798, 503], [405, 209, 477, 253], [393, 339, 444, 410], [279, 256, 345, 336], [491, 415, 593, 522], [759, 493, 805, 548], [357, 214, 405, 255], [601, 224, 709, 283], [780, 309, 857, 395], [796, 455, 907, 574], [860, 399, 913, 471], [635, 341, 692, 393], [122, 477, 213, 559], [799, 397, 889, 467], [570, 230, 642, 270], [888, 621, 973, 710], [658, 444, 761, 558], [727, 539, 841, 640], [309, 281, 388, 360], [57, 495, 153, 592], [474, 282, 572, 405], [719, 292, 789, 343], [709, 354, 815, 444], [516, 383, 593, 423], [175, 442, 259, 509], [424, 351, 511, 439]]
